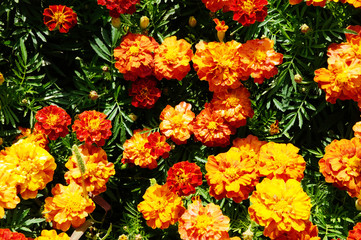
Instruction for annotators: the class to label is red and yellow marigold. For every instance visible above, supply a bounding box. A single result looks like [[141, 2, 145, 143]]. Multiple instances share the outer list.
[[228, 0, 268, 26], [137, 183, 185, 229], [0, 168, 20, 219], [97, 0, 140, 18], [43, 5, 77, 33], [154, 36, 193, 81], [65, 144, 115, 196], [128, 77, 161, 109], [144, 132, 171, 159], [0, 229, 28, 240], [34, 229, 70, 240], [43, 182, 95, 231], [249, 178, 312, 239]]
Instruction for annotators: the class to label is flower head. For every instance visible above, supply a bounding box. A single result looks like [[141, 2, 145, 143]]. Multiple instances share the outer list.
[[154, 36, 193, 81], [249, 178, 312, 239], [72, 110, 112, 147], [137, 184, 185, 229], [229, 0, 268, 26], [178, 199, 230, 240], [201, 0, 231, 12], [159, 102, 195, 145], [129, 77, 161, 109], [272, 221, 320, 240], [144, 132, 171, 159], [166, 161, 203, 196], [353, 121, 361, 138], [348, 222, 361, 240], [65, 144, 115, 195], [34, 229, 70, 240], [97, 0, 140, 18], [43, 182, 95, 231], [43, 5, 77, 33], [35, 105, 71, 141], [0, 168, 20, 219], [0, 229, 27, 240]]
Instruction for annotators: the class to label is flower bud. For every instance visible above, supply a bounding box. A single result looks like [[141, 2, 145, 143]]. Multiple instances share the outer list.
[[242, 228, 254, 240], [140, 16, 150, 30], [294, 73, 303, 83], [135, 234, 142, 240], [300, 24, 311, 34], [21, 99, 28, 105], [111, 17, 121, 28], [102, 65, 109, 72], [356, 198, 361, 211], [89, 90, 99, 101], [0, 73, 4, 85], [0, 138, 3, 146], [188, 16, 197, 28], [128, 113, 138, 122], [217, 31, 226, 43]]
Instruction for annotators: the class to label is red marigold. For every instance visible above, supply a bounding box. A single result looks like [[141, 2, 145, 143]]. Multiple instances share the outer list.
[[166, 161, 203, 196], [209, 87, 254, 128], [97, 0, 140, 18], [159, 102, 195, 145], [43, 5, 77, 33], [35, 105, 71, 141], [319, 137, 361, 198], [228, 0, 268, 26], [129, 77, 161, 109], [191, 104, 235, 147], [289, 0, 303, 4], [348, 222, 361, 240], [72, 110, 112, 147], [154, 36, 193, 81], [114, 33, 159, 81], [144, 132, 171, 159], [0, 229, 27, 240], [238, 38, 284, 84], [201, 0, 231, 12]]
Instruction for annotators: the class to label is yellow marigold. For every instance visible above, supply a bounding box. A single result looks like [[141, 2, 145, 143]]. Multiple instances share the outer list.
[[249, 178, 312, 239], [15, 127, 49, 149], [345, 0, 361, 7], [209, 87, 254, 128], [258, 142, 306, 181], [65, 144, 115, 195], [192, 40, 247, 92], [34, 229, 70, 240], [319, 137, 361, 198], [206, 147, 259, 203], [137, 183, 185, 229], [43, 182, 95, 231], [349, 36, 361, 59], [121, 129, 158, 169], [178, 199, 230, 240], [154, 36, 193, 81], [0, 168, 20, 219], [159, 102, 195, 145], [2, 140, 56, 199]]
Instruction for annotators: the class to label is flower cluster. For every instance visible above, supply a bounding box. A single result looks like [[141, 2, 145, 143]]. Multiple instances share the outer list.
[[97, 0, 140, 18], [314, 25, 361, 108], [43, 5, 77, 33]]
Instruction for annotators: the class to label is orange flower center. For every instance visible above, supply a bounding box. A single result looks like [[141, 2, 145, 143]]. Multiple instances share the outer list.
[[164, 49, 178, 64], [335, 72, 349, 84], [241, 0, 255, 14], [195, 214, 212, 234], [274, 198, 292, 214], [88, 118, 101, 130], [139, 87, 149, 99], [226, 96, 239, 107], [175, 169, 189, 184], [346, 154, 361, 175], [207, 121, 218, 130], [53, 11, 66, 25], [64, 194, 86, 212], [128, 45, 140, 56], [254, 50, 267, 62], [225, 167, 239, 180], [171, 114, 184, 126], [46, 114, 59, 126]]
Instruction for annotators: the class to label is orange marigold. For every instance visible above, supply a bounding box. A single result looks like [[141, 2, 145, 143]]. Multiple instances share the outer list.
[[0, 168, 20, 219], [249, 178, 312, 239], [228, 0, 268, 26], [0, 229, 27, 240], [273, 221, 320, 240], [192, 40, 246, 92], [43, 182, 95, 231], [201, 0, 230, 12], [154, 36, 193, 81], [353, 121, 361, 138], [159, 101, 195, 145], [65, 144, 115, 195], [191, 105, 235, 147], [319, 137, 361, 198], [122, 129, 159, 169], [144, 132, 171, 159], [305, 0, 327, 6], [206, 147, 259, 203], [72, 110, 112, 147], [43, 5, 77, 33], [34, 230, 70, 240], [114, 33, 159, 81], [15, 127, 49, 149], [258, 142, 306, 181], [348, 222, 361, 240], [35, 105, 71, 141], [178, 199, 230, 240], [209, 87, 254, 128], [137, 183, 185, 229], [238, 38, 283, 84]]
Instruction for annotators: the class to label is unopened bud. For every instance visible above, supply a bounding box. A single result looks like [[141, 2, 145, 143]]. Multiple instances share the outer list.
[[89, 90, 99, 101], [0, 73, 4, 85], [128, 113, 138, 122], [188, 16, 197, 28], [242, 228, 254, 240], [294, 73, 303, 83], [135, 234, 142, 240], [140, 16, 150, 30], [0, 138, 3, 146], [217, 31, 225, 43], [111, 17, 121, 28], [21, 99, 28, 105], [102, 65, 109, 72], [123, 226, 128, 231], [300, 24, 311, 34], [356, 198, 361, 211]]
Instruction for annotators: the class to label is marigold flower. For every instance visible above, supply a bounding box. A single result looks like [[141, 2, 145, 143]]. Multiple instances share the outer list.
[[319, 137, 361, 198], [346, 25, 361, 42], [97, 0, 140, 18], [273, 221, 320, 240], [206, 147, 259, 202], [114, 33, 159, 81], [210, 87, 254, 128], [144, 132, 171, 159], [258, 142, 306, 181], [2, 140, 56, 199], [348, 222, 361, 240], [43, 5, 77, 33], [15, 127, 49, 149], [34, 229, 70, 240], [72, 110, 112, 147], [159, 102, 195, 145], [166, 161, 203, 196], [354, 121, 361, 138], [0, 168, 20, 219], [129, 77, 161, 109], [122, 129, 159, 169], [201, 0, 231, 11], [65, 144, 115, 196], [154, 36, 193, 81], [43, 182, 95, 231], [193, 40, 246, 92], [137, 184, 185, 229], [305, 0, 327, 6], [228, 0, 268, 26], [35, 105, 71, 141], [249, 178, 312, 239], [269, 120, 280, 135], [214, 19, 228, 42], [178, 199, 230, 240], [289, 0, 303, 4], [191, 105, 235, 147], [238, 38, 284, 84], [0, 229, 27, 240]]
